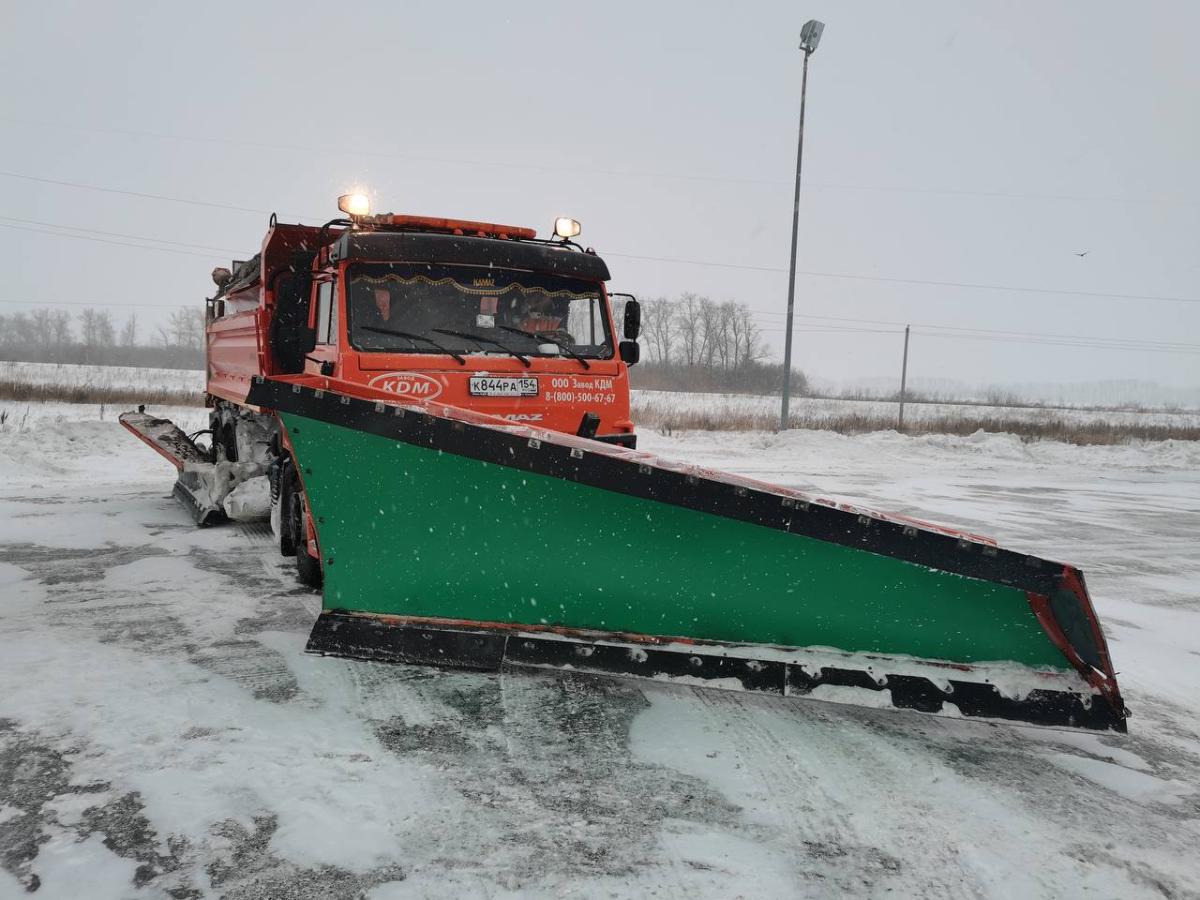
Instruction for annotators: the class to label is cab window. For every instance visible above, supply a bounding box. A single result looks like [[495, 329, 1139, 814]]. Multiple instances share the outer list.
[[315, 280, 337, 344]]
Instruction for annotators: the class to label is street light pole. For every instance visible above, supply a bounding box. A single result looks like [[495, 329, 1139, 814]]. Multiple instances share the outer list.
[[780, 20, 824, 431]]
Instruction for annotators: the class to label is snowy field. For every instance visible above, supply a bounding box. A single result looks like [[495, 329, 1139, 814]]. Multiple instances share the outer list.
[[633, 388, 1200, 429], [1, 404, 1199, 898], [0, 361, 203, 397]]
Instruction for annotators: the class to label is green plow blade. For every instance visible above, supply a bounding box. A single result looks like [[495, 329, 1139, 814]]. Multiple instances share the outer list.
[[247, 376, 1128, 731]]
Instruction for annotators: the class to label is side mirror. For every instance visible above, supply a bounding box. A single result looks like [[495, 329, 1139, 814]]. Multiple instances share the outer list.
[[619, 340, 640, 366], [622, 298, 641, 340]]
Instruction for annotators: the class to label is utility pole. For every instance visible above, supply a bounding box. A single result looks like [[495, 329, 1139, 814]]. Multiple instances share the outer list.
[[897, 325, 910, 431], [780, 19, 825, 431]]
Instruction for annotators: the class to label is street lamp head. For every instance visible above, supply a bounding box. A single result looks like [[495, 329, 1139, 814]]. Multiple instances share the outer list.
[[800, 19, 825, 54]]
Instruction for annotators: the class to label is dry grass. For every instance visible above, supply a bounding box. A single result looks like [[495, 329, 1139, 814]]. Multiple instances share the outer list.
[[2, 378, 1195, 446], [0, 379, 203, 407], [636, 403, 1200, 446]]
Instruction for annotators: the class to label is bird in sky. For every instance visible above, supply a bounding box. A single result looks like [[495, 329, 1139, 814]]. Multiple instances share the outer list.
[[1074, 250, 1090, 257]]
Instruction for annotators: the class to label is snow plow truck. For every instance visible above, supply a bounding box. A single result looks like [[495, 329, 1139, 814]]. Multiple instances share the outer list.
[[121, 194, 1128, 732]]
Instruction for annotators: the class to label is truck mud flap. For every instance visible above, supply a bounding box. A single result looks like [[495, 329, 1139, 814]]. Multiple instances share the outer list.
[[248, 376, 1128, 732]]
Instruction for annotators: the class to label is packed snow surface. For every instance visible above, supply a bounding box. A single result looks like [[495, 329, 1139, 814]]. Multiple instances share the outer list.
[[1, 406, 1199, 898]]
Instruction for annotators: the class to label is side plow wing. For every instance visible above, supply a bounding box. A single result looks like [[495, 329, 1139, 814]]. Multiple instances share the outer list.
[[119, 411, 227, 526], [246, 376, 1128, 731]]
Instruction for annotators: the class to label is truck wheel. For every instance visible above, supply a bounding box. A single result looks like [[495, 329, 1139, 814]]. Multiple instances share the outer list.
[[284, 466, 322, 588], [221, 423, 239, 462], [295, 542, 323, 588], [278, 461, 297, 557]]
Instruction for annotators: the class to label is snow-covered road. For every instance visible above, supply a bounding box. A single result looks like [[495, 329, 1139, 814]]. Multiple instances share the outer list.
[[1, 415, 1199, 899]]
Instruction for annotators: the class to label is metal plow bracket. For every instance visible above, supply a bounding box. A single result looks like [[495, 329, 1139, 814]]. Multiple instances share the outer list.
[[172, 470, 228, 527], [307, 612, 1126, 732]]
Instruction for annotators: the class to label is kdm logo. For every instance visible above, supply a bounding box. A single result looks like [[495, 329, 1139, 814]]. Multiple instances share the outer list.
[[367, 372, 445, 400]]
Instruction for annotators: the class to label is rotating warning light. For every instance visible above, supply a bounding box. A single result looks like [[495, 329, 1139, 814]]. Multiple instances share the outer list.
[[338, 193, 372, 217], [553, 217, 582, 239]]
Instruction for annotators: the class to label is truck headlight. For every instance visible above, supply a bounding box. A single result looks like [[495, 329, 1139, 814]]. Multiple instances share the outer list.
[[338, 193, 371, 217], [553, 217, 581, 239]]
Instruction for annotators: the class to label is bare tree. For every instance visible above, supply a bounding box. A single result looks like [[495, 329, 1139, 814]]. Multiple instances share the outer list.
[[741, 306, 763, 365], [185, 308, 205, 349], [8, 313, 35, 347], [696, 297, 723, 368], [30, 309, 54, 351], [675, 293, 706, 366], [641, 297, 677, 365], [724, 302, 762, 369], [712, 302, 740, 370], [158, 307, 204, 349], [79, 308, 116, 351], [49, 309, 72, 349], [120, 313, 138, 347]]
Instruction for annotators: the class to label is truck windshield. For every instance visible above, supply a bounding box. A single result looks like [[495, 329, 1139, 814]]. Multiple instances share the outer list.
[[346, 262, 613, 360]]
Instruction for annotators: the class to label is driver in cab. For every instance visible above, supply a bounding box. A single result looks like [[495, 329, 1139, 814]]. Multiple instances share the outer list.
[[509, 293, 573, 345], [352, 280, 441, 336]]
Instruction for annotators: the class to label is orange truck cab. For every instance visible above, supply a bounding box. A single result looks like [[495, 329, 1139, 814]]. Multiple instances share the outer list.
[[201, 206, 641, 584], [205, 210, 641, 454]]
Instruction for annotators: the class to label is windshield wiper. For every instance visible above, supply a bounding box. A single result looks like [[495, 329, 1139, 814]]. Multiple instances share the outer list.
[[497, 325, 590, 369], [432, 328, 531, 367], [361, 326, 467, 365]]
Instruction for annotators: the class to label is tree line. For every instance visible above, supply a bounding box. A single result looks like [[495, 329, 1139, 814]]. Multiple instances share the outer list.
[[1, 295, 809, 396], [629, 294, 808, 395], [0, 307, 206, 368]]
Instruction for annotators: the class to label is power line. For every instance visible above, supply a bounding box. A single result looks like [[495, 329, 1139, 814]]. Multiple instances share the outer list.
[[914, 330, 1200, 355], [0, 117, 779, 189], [3, 116, 1194, 206], [743, 309, 1200, 351], [0, 170, 312, 219], [0, 215, 245, 254], [0, 298, 170, 309], [604, 249, 1200, 305], [606, 251, 784, 274], [749, 322, 1200, 354], [808, 182, 1196, 208], [5, 167, 1196, 306], [0, 222, 222, 258]]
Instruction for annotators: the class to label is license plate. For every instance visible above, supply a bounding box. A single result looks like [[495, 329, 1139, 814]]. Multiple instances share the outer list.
[[469, 376, 539, 397]]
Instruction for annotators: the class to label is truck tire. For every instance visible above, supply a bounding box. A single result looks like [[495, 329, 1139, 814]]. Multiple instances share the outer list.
[[278, 460, 297, 557], [211, 414, 238, 463], [221, 423, 239, 462], [283, 464, 322, 588], [295, 541, 323, 588]]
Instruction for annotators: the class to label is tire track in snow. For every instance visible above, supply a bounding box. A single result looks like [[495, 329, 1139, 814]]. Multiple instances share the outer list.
[[685, 687, 968, 897], [771, 698, 1200, 898]]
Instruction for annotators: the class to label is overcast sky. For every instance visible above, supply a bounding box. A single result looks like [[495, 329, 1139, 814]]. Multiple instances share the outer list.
[[2, 1, 1197, 388]]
